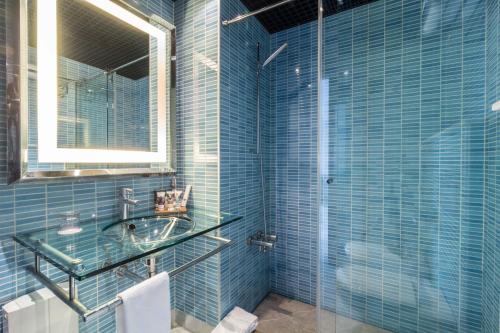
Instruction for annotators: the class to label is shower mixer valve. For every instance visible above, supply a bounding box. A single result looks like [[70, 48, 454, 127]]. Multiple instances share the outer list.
[[247, 231, 277, 252]]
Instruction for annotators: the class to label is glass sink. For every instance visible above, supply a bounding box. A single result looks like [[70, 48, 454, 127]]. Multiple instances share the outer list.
[[13, 209, 242, 280], [102, 216, 196, 251]]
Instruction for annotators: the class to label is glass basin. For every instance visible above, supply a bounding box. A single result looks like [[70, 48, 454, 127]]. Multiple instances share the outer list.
[[13, 209, 242, 280], [102, 216, 196, 250]]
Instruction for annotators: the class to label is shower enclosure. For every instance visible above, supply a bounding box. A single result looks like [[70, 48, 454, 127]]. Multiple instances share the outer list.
[[317, 0, 497, 332], [223, 0, 496, 331]]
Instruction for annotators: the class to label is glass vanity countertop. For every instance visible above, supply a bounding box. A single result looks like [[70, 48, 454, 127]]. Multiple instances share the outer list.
[[13, 209, 242, 280]]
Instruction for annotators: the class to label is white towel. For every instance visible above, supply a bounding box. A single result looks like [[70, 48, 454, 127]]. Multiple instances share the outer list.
[[211, 307, 258, 333], [116, 272, 171, 333]]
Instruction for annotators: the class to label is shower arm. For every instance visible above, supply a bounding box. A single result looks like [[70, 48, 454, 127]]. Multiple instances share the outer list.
[[256, 42, 287, 155]]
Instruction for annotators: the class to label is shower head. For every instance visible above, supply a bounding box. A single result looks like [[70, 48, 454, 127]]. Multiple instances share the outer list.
[[262, 43, 288, 68]]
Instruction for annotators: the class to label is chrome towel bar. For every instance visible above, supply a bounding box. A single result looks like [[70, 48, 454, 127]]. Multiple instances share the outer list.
[[27, 234, 233, 322]]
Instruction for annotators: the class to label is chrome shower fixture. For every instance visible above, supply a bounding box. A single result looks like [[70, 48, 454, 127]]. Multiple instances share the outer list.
[[255, 42, 287, 245], [260, 43, 288, 70], [257, 42, 287, 154], [247, 231, 277, 252]]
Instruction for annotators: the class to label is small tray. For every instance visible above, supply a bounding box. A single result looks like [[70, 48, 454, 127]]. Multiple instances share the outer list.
[[155, 206, 188, 215]]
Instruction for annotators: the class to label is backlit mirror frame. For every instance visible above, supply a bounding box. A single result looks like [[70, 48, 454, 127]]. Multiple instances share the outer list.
[[6, 0, 176, 183]]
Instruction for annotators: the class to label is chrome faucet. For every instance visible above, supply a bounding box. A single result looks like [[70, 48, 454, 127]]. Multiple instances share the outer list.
[[119, 188, 139, 220], [247, 231, 277, 252]]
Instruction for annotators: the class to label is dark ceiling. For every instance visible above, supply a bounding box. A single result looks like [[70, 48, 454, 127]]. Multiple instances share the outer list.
[[240, 0, 376, 33], [28, 0, 375, 78], [29, 0, 149, 80]]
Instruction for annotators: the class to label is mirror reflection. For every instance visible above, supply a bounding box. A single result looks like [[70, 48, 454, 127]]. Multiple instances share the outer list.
[[21, 0, 172, 175], [29, 0, 154, 153]]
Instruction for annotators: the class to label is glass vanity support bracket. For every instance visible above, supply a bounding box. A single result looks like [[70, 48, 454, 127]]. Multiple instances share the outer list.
[[68, 276, 77, 301], [26, 235, 233, 321], [146, 257, 157, 278], [26, 265, 89, 317]]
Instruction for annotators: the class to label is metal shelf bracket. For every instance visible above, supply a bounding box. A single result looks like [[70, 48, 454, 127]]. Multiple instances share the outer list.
[[27, 235, 233, 322]]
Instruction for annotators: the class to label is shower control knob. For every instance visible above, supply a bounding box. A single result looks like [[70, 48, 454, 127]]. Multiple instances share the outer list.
[[326, 177, 333, 184]]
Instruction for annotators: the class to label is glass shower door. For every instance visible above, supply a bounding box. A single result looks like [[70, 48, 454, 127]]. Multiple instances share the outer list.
[[316, 0, 335, 332], [318, 0, 488, 332]]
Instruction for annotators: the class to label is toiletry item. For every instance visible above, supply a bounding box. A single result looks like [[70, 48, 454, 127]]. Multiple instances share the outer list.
[[57, 211, 81, 236], [116, 272, 171, 333], [158, 199, 165, 211], [154, 185, 189, 214], [180, 185, 192, 208], [173, 190, 183, 206], [166, 191, 175, 210], [154, 190, 166, 211]]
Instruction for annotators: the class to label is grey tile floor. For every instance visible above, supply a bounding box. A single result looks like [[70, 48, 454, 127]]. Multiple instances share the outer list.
[[253, 293, 391, 333]]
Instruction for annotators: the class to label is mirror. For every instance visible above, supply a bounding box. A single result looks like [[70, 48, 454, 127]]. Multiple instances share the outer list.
[[7, 0, 175, 182]]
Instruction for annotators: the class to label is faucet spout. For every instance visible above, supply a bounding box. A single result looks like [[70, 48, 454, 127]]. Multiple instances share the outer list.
[[122, 198, 139, 205], [119, 188, 139, 220]]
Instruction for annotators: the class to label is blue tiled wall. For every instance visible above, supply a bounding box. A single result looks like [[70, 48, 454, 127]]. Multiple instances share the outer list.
[[0, 0, 497, 331], [484, 0, 499, 332], [173, 0, 221, 325], [219, 0, 272, 317], [271, 1, 489, 332], [0, 0, 176, 330], [269, 21, 319, 306], [0, 0, 225, 331]]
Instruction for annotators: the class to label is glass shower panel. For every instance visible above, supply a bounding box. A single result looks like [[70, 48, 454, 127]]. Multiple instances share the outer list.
[[317, 0, 336, 332], [318, 0, 486, 332]]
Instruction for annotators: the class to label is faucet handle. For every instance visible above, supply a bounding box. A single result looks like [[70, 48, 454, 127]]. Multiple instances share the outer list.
[[120, 187, 133, 197]]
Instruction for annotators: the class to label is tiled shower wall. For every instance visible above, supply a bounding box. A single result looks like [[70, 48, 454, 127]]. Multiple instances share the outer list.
[[269, 21, 318, 305], [219, 0, 272, 317], [270, 1, 491, 333], [484, 0, 499, 331]]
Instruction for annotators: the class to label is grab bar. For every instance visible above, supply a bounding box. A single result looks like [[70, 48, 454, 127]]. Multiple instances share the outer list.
[[26, 234, 233, 322]]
